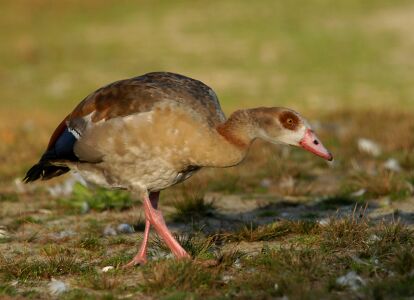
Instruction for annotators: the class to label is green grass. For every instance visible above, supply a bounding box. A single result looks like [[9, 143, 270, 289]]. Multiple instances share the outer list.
[[170, 190, 215, 222], [222, 219, 414, 299], [0, 283, 17, 297], [80, 272, 122, 291], [151, 232, 216, 259], [101, 252, 132, 268], [8, 215, 43, 231], [0, 254, 92, 281], [142, 260, 219, 295], [58, 183, 137, 213], [1, 216, 413, 298], [140, 218, 414, 298], [0, 193, 19, 202], [77, 234, 102, 251]]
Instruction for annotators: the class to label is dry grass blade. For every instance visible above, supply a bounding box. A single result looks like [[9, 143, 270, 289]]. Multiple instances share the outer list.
[[142, 260, 219, 294], [221, 220, 321, 243], [321, 205, 371, 252]]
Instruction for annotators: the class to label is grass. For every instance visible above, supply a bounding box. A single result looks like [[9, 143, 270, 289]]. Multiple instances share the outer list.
[[346, 170, 412, 200], [58, 183, 137, 213], [138, 217, 414, 299], [81, 272, 122, 291], [225, 219, 414, 299], [0, 215, 413, 298], [0, 193, 19, 202], [151, 232, 216, 259], [220, 220, 321, 243], [0, 283, 17, 297], [368, 276, 414, 299], [142, 260, 219, 295], [170, 189, 215, 222], [77, 234, 102, 251], [0, 254, 91, 281], [1, 0, 414, 298], [8, 215, 43, 231]]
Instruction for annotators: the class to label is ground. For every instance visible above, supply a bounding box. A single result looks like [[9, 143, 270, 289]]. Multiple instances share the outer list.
[[0, 1, 414, 299]]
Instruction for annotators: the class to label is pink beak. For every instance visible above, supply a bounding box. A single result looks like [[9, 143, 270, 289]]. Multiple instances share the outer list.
[[299, 129, 333, 161]]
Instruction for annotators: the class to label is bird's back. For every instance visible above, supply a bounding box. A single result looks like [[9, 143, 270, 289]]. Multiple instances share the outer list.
[[70, 72, 226, 127]]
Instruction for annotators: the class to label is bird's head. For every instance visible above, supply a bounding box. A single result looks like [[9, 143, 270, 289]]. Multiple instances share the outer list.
[[251, 107, 333, 161]]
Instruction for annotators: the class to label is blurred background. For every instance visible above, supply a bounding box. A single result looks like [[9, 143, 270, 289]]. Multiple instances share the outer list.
[[0, 0, 413, 181]]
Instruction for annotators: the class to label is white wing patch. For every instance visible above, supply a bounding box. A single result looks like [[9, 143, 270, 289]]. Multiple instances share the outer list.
[[67, 127, 81, 139], [67, 112, 96, 140]]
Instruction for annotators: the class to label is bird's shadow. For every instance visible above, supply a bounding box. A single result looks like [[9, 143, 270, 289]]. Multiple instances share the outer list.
[[165, 194, 414, 235]]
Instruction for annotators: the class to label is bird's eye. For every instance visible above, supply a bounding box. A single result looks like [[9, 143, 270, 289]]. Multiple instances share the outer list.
[[279, 112, 299, 130]]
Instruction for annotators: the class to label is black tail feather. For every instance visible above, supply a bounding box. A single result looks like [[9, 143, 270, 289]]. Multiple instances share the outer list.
[[24, 161, 70, 183]]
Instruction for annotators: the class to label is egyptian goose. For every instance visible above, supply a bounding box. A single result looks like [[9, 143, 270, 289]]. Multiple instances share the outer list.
[[24, 72, 333, 266]]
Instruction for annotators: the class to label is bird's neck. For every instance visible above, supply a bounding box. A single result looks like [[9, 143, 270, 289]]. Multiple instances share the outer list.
[[217, 109, 257, 148], [213, 109, 258, 167]]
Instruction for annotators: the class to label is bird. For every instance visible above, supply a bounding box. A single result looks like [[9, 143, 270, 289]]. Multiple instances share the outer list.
[[24, 72, 333, 267]]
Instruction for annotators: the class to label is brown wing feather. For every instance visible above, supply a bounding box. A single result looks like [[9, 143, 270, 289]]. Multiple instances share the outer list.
[[67, 72, 225, 129]]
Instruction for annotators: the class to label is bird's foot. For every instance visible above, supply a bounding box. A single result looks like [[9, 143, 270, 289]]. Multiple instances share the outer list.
[[123, 256, 147, 268]]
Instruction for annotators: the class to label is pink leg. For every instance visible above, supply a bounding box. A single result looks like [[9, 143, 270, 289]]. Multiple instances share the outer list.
[[142, 193, 190, 259], [124, 192, 160, 267]]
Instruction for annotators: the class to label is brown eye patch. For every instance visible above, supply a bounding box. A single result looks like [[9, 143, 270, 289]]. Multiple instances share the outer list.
[[279, 111, 300, 130]]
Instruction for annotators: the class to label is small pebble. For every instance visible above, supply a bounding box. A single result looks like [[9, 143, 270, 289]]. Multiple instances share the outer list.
[[53, 230, 76, 240], [368, 234, 381, 244], [351, 189, 366, 197], [103, 225, 117, 236], [102, 266, 114, 272], [318, 218, 330, 226], [336, 271, 365, 291], [233, 258, 242, 269], [38, 209, 52, 214], [221, 275, 233, 283], [260, 178, 272, 188], [117, 223, 135, 234]]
